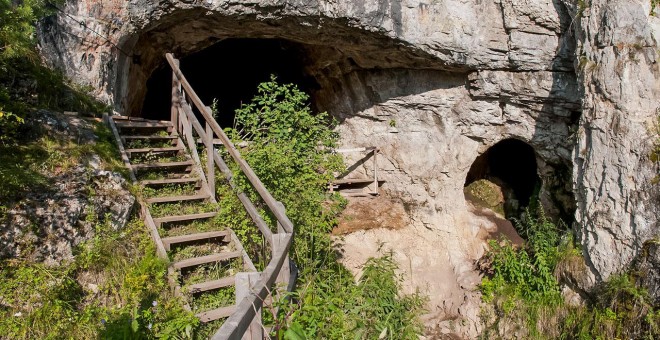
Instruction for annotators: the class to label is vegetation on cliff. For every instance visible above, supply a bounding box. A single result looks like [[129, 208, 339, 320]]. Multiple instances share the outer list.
[[479, 206, 660, 339]]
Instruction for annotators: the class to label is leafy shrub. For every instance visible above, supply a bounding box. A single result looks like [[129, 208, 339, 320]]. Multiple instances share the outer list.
[[479, 204, 660, 339], [223, 78, 424, 338]]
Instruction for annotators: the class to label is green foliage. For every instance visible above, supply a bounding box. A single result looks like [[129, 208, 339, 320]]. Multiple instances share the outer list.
[[280, 255, 425, 339], [0, 120, 124, 217], [0, 0, 108, 144], [227, 76, 345, 266], [479, 204, 660, 339], [222, 78, 424, 338], [0, 218, 199, 339], [480, 206, 562, 302]]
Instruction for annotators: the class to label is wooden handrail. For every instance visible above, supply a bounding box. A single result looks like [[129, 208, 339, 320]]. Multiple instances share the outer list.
[[165, 53, 294, 339], [166, 53, 293, 234]]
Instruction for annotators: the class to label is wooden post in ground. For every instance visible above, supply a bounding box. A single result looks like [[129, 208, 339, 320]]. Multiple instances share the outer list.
[[235, 272, 263, 340], [373, 148, 379, 195], [205, 106, 215, 201], [170, 57, 180, 131], [272, 233, 290, 291]]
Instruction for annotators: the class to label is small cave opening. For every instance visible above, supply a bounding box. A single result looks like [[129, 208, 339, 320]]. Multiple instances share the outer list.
[[464, 139, 541, 220], [141, 38, 318, 127]]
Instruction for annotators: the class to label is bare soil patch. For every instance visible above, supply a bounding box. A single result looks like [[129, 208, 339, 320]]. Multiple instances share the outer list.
[[333, 196, 408, 235]]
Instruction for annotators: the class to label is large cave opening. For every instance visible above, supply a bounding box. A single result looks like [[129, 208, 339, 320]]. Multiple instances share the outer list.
[[141, 38, 317, 127], [464, 139, 541, 220]]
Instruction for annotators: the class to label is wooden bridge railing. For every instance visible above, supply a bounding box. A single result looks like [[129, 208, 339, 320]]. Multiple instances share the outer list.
[[165, 53, 294, 339]]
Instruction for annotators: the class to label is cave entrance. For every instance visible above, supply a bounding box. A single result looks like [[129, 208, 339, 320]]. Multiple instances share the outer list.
[[464, 139, 541, 220], [141, 38, 317, 127]]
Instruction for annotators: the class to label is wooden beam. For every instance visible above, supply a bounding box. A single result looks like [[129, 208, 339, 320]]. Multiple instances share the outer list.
[[212, 233, 292, 340], [166, 53, 293, 234], [235, 272, 263, 340]]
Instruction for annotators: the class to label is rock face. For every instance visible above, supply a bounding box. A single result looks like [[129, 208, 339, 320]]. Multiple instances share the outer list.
[[563, 0, 660, 284], [0, 111, 135, 265], [37, 0, 659, 336]]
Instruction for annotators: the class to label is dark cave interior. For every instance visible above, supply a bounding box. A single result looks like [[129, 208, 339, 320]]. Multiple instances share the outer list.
[[141, 38, 318, 127], [465, 139, 541, 212]]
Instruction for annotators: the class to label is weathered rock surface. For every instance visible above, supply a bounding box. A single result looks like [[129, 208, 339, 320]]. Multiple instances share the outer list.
[[0, 111, 134, 265], [37, 0, 659, 337], [564, 0, 660, 284]]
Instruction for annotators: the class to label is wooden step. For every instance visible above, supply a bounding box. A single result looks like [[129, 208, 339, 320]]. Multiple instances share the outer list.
[[153, 211, 217, 225], [196, 305, 236, 323], [162, 230, 230, 251], [146, 194, 209, 204], [126, 146, 183, 154], [187, 275, 235, 294], [332, 178, 376, 185], [116, 121, 172, 129], [140, 178, 200, 186], [132, 160, 193, 171], [172, 251, 241, 270], [122, 135, 177, 141]]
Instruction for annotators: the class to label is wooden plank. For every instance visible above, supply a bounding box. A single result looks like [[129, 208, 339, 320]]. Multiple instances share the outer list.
[[332, 178, 375, 185], [140, 178, 200, 186], [172, 251, 241, 270], [178, 105, 217, 205], [212, 149, 273, 245], [235, 272, 263, 340], [188, 276, 235, 294], [116, 121, 172, 128], [166, 53, 293, 234], [106, 115, 138, 184], [211, 233, 292, 339], [272, 234, 290, 292], [132, 160, 193, 170], [171, 58, 181, 129], [125, 146, 183, 154], [146, 194, 209, 204], [334, 147, 376, 153], [197, 305, 236, 323], [162, 230, 230, 251], [122, 135, 177, 140], [141, 203, 168, 259], [153, 211, 217, 225], [113, 116, 171, 123], [230, 230, 257, 272], [206, 121, 215, 202]]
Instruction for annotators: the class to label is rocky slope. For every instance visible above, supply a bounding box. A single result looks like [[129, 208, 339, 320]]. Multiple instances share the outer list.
[[0, 111, 134, 265], [37, 0, 659, 336]]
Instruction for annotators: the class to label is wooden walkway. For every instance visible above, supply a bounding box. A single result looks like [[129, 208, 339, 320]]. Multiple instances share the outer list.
[[106, 52, 295, 339]]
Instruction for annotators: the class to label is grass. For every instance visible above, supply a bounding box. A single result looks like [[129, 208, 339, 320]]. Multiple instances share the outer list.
[[0, 218, 199, 339], [141, 183, 200, 198], [190, 286, 236, 313], [0, 119, 125, 219], [149, 201, 218, 218], [169, 242, 234, 263], [162, 218, 226, 238], [182, 258, 243, 287]]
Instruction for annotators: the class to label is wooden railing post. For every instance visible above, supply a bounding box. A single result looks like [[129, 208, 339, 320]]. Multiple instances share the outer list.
[[272, 233, 290, 291], [170, 58, 180, 130], [373, 148, 378, 195], [235, 272, 263, 340], [206, 120, 215, 201]]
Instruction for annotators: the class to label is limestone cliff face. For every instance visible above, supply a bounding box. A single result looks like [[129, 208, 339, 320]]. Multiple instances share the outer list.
[[563, 0, 660, 283], [37, 0, 659, 334]]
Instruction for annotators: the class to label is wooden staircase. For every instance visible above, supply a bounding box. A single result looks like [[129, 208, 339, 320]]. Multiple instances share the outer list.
[[105, 53, 295, 339], [108, 115, 258, 324]]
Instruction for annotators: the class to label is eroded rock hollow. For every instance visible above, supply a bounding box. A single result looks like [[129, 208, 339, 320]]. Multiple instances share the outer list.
[[38, 0, 659, 336]]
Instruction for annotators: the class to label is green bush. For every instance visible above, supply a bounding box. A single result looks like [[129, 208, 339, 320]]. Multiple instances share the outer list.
[[479, 204, 660, 339], [223, 78, 425, 339]]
